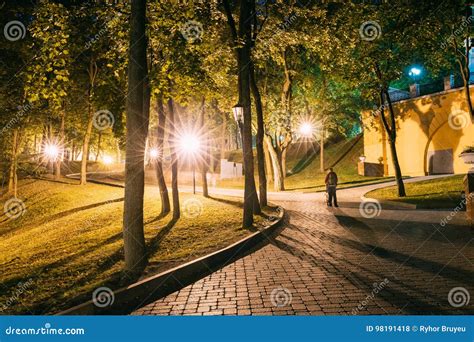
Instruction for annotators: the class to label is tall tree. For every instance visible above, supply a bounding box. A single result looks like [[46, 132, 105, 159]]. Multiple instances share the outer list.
[[123, 0, 148, 274], [223, 0, 261, 227], [442, 1, 474, 120], [155, 94, 171, 215], [168, 97, 180, 220], [200, 97, 209, 197]]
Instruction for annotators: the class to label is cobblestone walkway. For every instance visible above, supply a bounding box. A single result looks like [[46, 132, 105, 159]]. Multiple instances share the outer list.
[[132, 192, 473, 315]]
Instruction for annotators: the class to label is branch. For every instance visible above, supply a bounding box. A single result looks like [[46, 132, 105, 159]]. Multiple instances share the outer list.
[[222, 0, 238, 44], [378, 89, 392, 138], [251, 0, 268, 43]]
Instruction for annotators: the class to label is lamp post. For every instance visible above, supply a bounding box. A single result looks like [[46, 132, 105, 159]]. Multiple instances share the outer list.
[[408, 66, 422, 98], [232, 104, 244, 149]]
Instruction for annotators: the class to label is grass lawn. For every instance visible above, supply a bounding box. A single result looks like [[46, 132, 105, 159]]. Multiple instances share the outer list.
[[0, 178, 270, 314], [217, 136, 393, 192], [366, 175, 465, 209]]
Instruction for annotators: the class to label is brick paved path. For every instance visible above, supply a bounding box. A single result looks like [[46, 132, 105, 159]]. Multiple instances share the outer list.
[[132, 191, 473, 315]]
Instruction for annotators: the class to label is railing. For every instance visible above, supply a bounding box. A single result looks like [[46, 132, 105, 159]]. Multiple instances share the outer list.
[[390, 73, 474, 103]]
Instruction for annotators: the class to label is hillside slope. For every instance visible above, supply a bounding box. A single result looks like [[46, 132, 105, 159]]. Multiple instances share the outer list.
[[284, 135, 388, 191]]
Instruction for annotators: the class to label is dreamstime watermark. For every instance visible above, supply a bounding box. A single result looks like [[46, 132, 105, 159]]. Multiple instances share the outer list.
[[352, 278, 389, 315], [448, 287, 470, 308], [85, 15, 122, 49], [256, 3, 307, 51], [1, 103, 34, 136], [92, 287, 114, 308], [0, 278, 33, 313], [270, 286, 292, 307], [5, 323, 85, 336], [448, 109, 470, 130], [180, 20, 203, 43], [440, 193, 473, 227], [370, 103, 388, 117], [441, 16, 474, 50], [359, 199, 382, 219], [359, 21, 381, 41], [182, 198, 203, 219], [3, 198, 27, 219], [92, 110, 115, 131], [4, 20, 26, 41]]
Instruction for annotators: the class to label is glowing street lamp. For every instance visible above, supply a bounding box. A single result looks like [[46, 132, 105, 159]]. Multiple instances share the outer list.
[[102, 155, 114, 165], [408, 67, 421, 77], [149, 147, 160, 160], [180, 134, 201, 156], [44, 143, 59, 161], [179, 133, 201, 194], [299, 122, 314, 138], [43, 143, 60, 175], [408, 66, 422, 83]]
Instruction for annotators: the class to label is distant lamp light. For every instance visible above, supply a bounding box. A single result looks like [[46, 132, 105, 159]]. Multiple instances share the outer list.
[[408, 67, 422, 78], [44, 144, 59, 160], [149, 148, 160, 160], [299, 122, 313, 137], [102, 155, 114, 165], [179, 134, 201, 155], [359, 155, 366, 163], [232, 104, 244, 123]]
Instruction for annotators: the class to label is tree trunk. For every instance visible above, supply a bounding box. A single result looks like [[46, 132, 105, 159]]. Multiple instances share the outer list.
[[200, 97, 209, 198], [281, 148, 287, 177], [463, 82, 473, 119], [279, 48, 292, 181], [80, 111, 93, 185], [220, 111, 227, 159], [8, 128, 20, 197], [80, 59, 98, 185], [265, 136, 284, 191], [374, 62, 406, 197], [388, 136, 406, 197], [456, 37, 474, 119], [263, 139, 273, 182], [155, 95, 170, 215], [250, 61, 267, 207], [382, 88, 406, 197], [123, 0, 148, 275], [95, 131, 102, 162], [55, 109, 65, 180], [223, 0, 260, 223], [320, 127, 324, 172], [239, 0, 260, 223], [168, 97, 180, 220], [116, 140, 121, 163]]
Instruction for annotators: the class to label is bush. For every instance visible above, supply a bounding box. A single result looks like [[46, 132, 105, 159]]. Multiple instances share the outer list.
[[18, 162, 48, 178]]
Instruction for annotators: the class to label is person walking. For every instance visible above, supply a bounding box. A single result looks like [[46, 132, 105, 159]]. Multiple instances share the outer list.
[[325, 168, 338, 207]]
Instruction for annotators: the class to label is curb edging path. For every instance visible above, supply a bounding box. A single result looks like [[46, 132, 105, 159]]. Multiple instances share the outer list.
[[59, 207, 285, 315]]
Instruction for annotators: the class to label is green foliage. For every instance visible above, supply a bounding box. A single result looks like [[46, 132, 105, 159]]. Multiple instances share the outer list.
[[26, 1, 71, 107]]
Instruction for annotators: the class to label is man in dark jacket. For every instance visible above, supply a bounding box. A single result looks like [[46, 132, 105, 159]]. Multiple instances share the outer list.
[[325, 168, 338, 207]]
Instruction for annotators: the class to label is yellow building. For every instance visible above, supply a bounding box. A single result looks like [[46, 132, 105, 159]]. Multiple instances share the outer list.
[[362, 86, 474, 176]]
